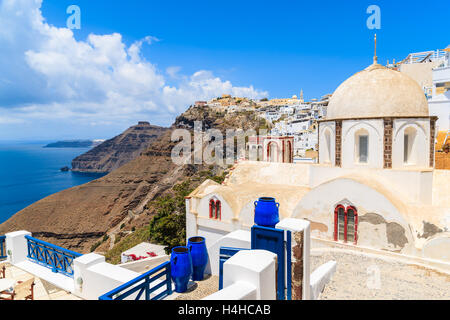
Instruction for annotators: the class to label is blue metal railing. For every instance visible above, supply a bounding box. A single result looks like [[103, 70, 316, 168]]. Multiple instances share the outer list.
[[0, 236, 6, 260], [99, 261, 172, 300], [25, 235, 82, 278]]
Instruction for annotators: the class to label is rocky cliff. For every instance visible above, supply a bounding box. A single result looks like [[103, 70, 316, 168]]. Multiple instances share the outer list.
[[71, 121, 168, 173], [0, 107, 269, 252]]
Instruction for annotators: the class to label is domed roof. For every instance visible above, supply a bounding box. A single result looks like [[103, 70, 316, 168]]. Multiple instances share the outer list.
[[326, 63, 429, 120]]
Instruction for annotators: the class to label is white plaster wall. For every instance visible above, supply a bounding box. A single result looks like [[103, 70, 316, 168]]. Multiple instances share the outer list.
[[186, 200, 198, 241], [422, 234, 450, 262], [341, 119, 384, 169], [222, 250, 277, 300], [239, 200, 257, 228], [197, 193, 233, 222], [73, 253, 142, 300], [197, 225, 229, 250], [392, 118, 430, 169], [292, 178, 415, 253], [205, 230, 251, 276], [318, 121, 335, 165], [308, 166, 433, 205], [429, 95, 450, 132]]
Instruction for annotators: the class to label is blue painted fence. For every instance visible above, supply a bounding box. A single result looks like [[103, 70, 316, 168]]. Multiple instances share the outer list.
[[99, 261, 172, 300], [0, 236, 6, 260], [218, 247, 249, 290], [25, 235, 82, 278]]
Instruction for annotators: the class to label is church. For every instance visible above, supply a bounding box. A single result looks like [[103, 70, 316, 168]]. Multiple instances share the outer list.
[[185, 51, 450, 264]]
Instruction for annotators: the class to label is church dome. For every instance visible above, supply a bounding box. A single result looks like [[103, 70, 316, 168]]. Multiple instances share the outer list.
[[326, 63, 429, 120]]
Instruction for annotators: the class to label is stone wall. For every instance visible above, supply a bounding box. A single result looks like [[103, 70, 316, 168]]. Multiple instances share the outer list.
[[335, 120, 342, 167], [430, 118, 436, 168], [383, 118, 393, 168]]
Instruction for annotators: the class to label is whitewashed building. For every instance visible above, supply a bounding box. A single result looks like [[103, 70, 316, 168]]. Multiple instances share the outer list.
[[186, 60, 450, 265]]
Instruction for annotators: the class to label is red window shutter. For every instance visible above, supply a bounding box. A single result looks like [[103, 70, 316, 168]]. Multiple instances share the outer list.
[[209, 200, 214, 218], [216, 201, 221, 220]]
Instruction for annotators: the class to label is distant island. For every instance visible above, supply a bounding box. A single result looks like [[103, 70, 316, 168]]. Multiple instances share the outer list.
[[44, 140, 105, 148]]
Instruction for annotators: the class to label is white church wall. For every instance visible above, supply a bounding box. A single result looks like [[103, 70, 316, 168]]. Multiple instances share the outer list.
[[308, 166, 433, 205], [341, 119, 384, 169], [318, 121, 335, 165], [429, 94, 450, 132], [186, 199, 198, 242], [291, 178, 415, 254], [239, 200, 258, 229], [392, 118, 430, 169], [422, 234, 450, 262]]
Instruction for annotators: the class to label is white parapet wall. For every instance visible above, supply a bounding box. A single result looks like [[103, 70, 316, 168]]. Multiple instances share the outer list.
[[5, 231, 31, 265], [4, 230, 147, 300], [309, 260, 337, 300], [203, 282, 257, 300], [206, 229, 251, 276], [73, 253, 142, 300], [204, 249, 277, 300]]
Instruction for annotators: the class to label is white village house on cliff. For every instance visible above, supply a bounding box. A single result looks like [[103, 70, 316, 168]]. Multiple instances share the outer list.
[[186, 57, 450, 264]]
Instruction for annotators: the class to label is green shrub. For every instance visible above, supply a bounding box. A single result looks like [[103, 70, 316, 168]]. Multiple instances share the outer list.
[[90, 241, 101, 252]]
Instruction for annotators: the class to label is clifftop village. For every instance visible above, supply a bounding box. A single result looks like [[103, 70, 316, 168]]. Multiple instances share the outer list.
[[194, 46, 450, 167], [194, 91, 329, 161]]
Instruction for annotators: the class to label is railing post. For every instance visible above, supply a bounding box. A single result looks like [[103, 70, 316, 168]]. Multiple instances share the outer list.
[[6, 231, 32, 265], [166, 263, 172, 295]]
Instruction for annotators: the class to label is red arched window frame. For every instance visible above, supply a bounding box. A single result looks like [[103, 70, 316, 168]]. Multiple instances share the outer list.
[[347, 206, 358, 244], [215, 200, 221, 220], [334, 205, 358, 244], [209, 199, 215, 218], [334, 205, 346, 241], [267, 142, 279, 162]]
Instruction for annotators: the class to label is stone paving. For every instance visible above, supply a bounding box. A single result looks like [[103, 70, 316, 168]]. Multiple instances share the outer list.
[[174, 274, 220, 300], [2, 263, 81, 300], [311, 249, 450, 300]]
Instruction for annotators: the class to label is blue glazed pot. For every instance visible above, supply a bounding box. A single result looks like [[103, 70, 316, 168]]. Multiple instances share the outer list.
[[188, 236, 208, 281], [254, 197, 280, 228], [170, 246, 193, 293]]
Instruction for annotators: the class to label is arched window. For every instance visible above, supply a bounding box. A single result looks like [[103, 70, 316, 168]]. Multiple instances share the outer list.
[[267, 142, 278, 162], [215, 200, 221, 220], [323, 129, 332, 164], [334, 205, 358, 244], [355, 129, 369, 164], [209, 199, 215, 218], [286, 141, 293, 163], [404, 127, 417, 164]]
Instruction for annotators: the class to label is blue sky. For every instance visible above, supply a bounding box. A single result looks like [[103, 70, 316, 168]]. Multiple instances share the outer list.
[[0, 0, 449, 140]]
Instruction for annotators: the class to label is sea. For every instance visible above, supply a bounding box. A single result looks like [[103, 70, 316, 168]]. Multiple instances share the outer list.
[[0, 141, 106, 224]]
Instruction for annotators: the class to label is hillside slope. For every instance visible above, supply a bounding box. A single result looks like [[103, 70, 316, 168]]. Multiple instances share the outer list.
[[0, 106, 269, 252], [71, 121, 168, 173]]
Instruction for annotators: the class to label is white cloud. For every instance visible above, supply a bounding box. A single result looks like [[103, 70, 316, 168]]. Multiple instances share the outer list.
[[0, 0, 268, 135]]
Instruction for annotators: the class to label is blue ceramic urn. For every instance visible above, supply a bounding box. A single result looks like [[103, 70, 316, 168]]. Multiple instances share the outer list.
[[170, 246, 193, 293], [188, 236, 208, 281], [254, 197, 280, 228]]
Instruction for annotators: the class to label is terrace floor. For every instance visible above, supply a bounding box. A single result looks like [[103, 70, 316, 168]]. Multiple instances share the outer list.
[[2, 263, 82, 300], [174, 274, 220, 300], [311, 249, 450, 300]]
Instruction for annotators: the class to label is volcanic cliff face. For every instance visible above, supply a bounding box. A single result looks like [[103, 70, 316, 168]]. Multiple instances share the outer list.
[[71, 121, 168, 173], [0, 106, 269, 252]]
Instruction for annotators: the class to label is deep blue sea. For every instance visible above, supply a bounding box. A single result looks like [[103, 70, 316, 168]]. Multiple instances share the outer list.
[[0, 142, 106, 224]]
